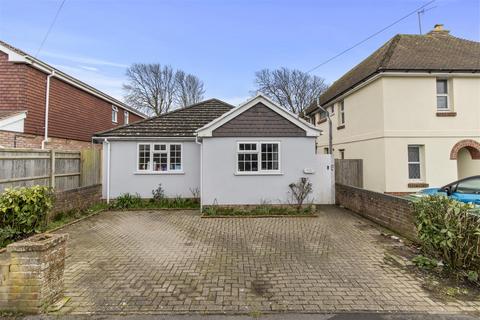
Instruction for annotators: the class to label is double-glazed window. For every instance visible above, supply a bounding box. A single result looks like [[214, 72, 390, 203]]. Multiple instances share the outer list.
[[112, 106, 118, 123], [408, 145, 423, 180], [124, 111, 129, 124], [138, 143, 182, 172], [237, 142, 280, 173], [436, 79, 449, 110]]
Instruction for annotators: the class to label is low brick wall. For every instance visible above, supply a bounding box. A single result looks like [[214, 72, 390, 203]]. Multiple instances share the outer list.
[[335, 183, 417, 241], [0, 233, 68, 313], [50, 184, 102, 218]]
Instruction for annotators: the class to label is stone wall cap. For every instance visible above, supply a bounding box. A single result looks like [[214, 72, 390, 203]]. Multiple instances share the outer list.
[[7, 233, 68, 252]]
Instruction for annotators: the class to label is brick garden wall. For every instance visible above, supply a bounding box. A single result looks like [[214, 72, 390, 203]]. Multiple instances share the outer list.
[[0, 129, 101, 151], [50, 184, 102, 218], [335, 183, 417, 241], [0, 233, 68, 313]]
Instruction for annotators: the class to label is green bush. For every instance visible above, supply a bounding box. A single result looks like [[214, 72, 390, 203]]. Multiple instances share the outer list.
[[413, 195, 480, 273], [0, 186, 54, 247], [112, 193, 142, 209]]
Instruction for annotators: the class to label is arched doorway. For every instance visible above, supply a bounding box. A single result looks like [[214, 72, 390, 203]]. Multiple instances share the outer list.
[[450, 140, 480, 179]]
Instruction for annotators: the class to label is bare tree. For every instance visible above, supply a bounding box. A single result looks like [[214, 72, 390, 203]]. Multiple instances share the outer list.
[[175, 71, 205, 107], [254, 67, 328, 114], [122, 64, 175, 116]]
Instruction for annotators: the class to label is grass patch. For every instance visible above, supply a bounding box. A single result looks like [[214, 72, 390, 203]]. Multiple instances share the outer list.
[[42, 202, 109, 232], [202, 205, 315, 217]]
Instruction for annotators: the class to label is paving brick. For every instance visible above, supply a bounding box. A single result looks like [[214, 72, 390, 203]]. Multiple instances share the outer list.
[[54, 207, 480, 314]]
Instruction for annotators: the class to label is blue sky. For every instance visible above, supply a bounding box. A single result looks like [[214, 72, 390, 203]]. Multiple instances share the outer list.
[[0, 0, 478, 105]]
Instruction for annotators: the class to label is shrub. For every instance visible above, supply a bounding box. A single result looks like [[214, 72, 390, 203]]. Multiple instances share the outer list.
[[288, 177, 313, 211], [152, 184, 165, 201], [0, 186, 54, 247], [113, 193, 142, 209], [412, 255, 439, 270], [413, 195, 480, 272]]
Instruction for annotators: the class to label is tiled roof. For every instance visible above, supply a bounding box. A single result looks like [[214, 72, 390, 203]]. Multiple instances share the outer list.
[[306, 30, 480, 114], [0, 39, 147, 118], [94, 99, 234, 138]]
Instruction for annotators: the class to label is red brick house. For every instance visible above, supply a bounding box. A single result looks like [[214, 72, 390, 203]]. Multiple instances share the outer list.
[[0, 40, 146, 151]]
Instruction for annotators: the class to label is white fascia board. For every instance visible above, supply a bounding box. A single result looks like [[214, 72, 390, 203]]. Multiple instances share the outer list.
[[0, 112, 27, 132], [92, 136, 197, 141], [196, 94, 321, 137], [0, 43, 146, 119]]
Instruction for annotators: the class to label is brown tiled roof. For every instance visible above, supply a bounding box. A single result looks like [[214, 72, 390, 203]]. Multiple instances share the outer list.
[[305, 30, 480, 114], [94, 99, 234, 138], [0, 39, 147, 118]]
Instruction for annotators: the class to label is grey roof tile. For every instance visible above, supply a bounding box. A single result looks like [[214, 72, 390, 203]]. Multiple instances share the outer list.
[[94, 99, 234, 137]]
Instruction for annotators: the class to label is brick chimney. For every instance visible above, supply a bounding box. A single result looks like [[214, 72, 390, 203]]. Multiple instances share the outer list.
[[428, 24, 450, 36]]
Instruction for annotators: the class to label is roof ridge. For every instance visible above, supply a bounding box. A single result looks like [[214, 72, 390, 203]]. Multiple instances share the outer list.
[[378, 34, 402, 70]]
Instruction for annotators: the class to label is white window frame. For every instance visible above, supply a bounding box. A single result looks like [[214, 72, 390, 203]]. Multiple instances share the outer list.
[[338, 101, 345, 125], [124, 110, 129, 124], [407, 145, 424, 181], [136, 143, 183, 174], [112, 105, 118, 123], [236, 141, 281, 175], [436, 79, 450, 110]]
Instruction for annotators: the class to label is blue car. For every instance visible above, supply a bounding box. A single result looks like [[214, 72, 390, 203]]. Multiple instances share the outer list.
[[419, 175, 480, 205]]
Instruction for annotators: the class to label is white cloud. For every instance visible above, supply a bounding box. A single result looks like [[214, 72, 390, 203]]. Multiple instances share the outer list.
[[79, 65, 99, 72], [40, 50, 129, 68]]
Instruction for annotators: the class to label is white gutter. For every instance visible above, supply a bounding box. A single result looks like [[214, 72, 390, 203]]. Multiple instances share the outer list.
[[104, 138, 111, 204], [195, 134, 203, 212], [41, 70, 55, 149]]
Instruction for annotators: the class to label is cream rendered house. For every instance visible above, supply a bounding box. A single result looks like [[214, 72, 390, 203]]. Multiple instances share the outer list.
[[306, 25, 480, 194]]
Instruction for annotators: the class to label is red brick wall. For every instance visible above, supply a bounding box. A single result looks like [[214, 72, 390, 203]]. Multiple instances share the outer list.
[[0, 52, 27, 111], [0, 129, 101, 151], [0, 51, 143, 142], [336, 183, 417, 241]]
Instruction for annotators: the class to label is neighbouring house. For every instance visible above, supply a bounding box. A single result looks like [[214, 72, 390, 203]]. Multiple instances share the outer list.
[[94, 95, 334, 206], [305, 24, 480, 194], [0, 40, 146, 151]]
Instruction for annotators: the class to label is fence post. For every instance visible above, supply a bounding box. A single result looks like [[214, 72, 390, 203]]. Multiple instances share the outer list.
[[50, 150, 56, 188]]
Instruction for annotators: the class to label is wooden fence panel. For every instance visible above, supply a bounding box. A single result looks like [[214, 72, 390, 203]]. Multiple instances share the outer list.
[[335, 159, 363, 188], [80, 148, 102, 187], [0, 148, 101, 193]]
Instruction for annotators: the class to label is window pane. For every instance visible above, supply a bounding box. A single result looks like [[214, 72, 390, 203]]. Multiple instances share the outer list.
[[408, 146, 420, 162], [260, 143, 279, 171], [456, 178, 480, 194], [153, 153, 167, 171], [437, 96, 448, 109], [138, 144, 150, 170], [436, 80, 448, 94], [408, 164, 421, 179], [237, 150, 258, 172], [239, 143, 256, 151], [169, 144, 182, 170]]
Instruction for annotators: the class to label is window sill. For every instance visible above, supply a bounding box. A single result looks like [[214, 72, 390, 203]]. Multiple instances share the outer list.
[[337, 125, 345, 130], [134, 171, 185, 175], [318, 118, 327, 124], [436, 111, 457, 117], [234, 172, 284, 176], [408, 182, 429, 188]]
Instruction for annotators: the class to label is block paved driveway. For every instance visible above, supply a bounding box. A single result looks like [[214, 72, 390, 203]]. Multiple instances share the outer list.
[[56, 207, 480, 315]]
